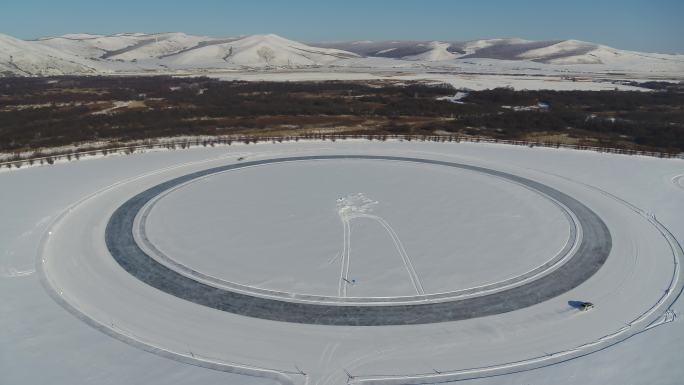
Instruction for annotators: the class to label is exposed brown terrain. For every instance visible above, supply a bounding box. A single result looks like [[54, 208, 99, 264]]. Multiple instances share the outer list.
[[1, 77, 682, 159]]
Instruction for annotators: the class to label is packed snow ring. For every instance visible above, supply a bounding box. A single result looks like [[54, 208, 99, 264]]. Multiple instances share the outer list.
[[132, 158, 582, 305], [105, 155, 611, 325]]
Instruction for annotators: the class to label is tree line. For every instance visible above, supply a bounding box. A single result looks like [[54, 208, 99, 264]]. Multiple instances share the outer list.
[[0, 76, 682, 154]]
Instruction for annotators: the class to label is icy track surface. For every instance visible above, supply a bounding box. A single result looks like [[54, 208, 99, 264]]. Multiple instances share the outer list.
[[109, 155, 606, 325], [2, 141, 684, 385]]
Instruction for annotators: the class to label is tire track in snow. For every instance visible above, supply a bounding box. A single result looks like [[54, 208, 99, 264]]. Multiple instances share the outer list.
[[338, 219, 352, 297], [0, 267, 35, 278], [671, 173, 684, 191], [371, 215, 425, 295], [336, 193, 424, 296]]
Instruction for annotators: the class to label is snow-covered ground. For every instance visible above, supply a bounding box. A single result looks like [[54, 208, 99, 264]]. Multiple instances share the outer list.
[[142, 160, 571, 298], [201, 70, 655, 91], [2, 140, 683, 385]]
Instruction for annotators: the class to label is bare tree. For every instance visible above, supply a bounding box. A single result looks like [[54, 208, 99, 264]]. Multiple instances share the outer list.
[[257, 46, 276, 66]]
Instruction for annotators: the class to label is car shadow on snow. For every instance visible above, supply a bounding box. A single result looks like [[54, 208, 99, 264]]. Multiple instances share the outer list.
[[568, 300, 587, 309]]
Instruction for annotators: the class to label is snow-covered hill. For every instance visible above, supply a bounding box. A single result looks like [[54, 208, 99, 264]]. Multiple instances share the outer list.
[[36, 33, 153, 60], [522, 40, 684, 71], [403, 41, 458, 61], [0, 32, 682, 77], [0, 33, 104, 76], [160, 34, 359, 69], [320, 37, 684, 67]]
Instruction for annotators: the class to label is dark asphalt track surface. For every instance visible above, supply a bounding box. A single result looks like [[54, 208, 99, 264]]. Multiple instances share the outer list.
[[105, 155, 611, 326]]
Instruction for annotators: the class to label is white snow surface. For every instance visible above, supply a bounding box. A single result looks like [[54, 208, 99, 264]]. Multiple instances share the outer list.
[[202, 70, 652, 91], [2, 140, 684, 385], [143, 161, 569, 297]]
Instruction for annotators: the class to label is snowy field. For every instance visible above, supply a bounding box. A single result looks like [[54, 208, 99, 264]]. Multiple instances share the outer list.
[[1, 140, 684, 385], [142, 160, 571, 299], [195, 69, 661, 91]]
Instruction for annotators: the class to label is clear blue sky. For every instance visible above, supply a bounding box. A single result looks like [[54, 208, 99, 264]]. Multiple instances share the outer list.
[[3, 0, 683, 53]]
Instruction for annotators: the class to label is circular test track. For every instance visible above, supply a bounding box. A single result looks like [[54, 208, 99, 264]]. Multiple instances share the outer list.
[[105, 155, 612, 326]]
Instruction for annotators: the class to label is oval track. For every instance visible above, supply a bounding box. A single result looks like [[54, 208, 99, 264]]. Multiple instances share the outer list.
[[106, 155, 612, 326]]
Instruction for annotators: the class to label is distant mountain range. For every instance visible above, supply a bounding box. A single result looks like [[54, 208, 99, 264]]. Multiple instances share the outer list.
[[1, 32, 683, 77]]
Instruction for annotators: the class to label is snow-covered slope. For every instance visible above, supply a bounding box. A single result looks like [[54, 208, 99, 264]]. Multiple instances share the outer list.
[[524, 40, 684, 71], [1, 32, 682, 77], [516, 40, 600, 63], [403, 41, 458, 61], [319, 37, 684, 68], [0, 33, 103, 76], [161, 34, 359, 68], [317, 38, 543, 60], [36, 33, 150, 59], [460, 38, 531, 55], [103, 33, 216, 61], [35, 32, 218, 62], [315, 40, 460, 59]]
